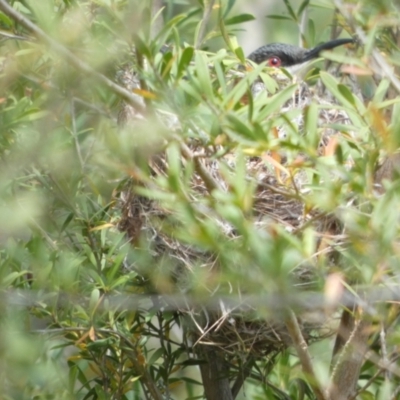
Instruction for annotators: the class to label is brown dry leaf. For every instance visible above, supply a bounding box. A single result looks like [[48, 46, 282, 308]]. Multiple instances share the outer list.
[[89, 326, 96, 341], [136, 348, 147, 366], [369, 104, 389, 143], [341, 65, 373, 76], [290, 155, 307, 168], [262, 152, 289, 182], [324, 135, 339, 157], [75, 329, 91, 346], [132, 88, 158, 100], [214, 134, 227, 145], [324, 273, 344, 306], [90, 223, 114, 232]]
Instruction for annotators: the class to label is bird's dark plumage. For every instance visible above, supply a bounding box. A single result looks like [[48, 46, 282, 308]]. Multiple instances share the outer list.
[[248, 38, 354, 67]]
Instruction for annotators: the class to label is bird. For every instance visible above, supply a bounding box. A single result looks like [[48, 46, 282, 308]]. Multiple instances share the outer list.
[[241, 38, 356, 141], [247, 38, 354, 69]]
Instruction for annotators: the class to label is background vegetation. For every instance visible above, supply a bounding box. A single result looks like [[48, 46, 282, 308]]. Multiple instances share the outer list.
[[1, 0, 400, 399]]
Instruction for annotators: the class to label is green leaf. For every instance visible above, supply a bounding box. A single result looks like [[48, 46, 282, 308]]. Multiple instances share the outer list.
[[1, 271, 30, 287], [225, 114, 258, 141], [214, 60, 227, 96], [166, 142, 182, 192], [225, 13, 255, 25], [234, 46, 246, 63], [372, 78, 390, 104], [195, 51, 213, 99], [179, 359, 207, 366], [86, 336, 117, 350], [159, 50, 173, 80], [89, 288, 101, 315], [68, 364, 79, 392], [67, 362, 91, 390], [282, 0, 298, 21], [319, 71, 366, 126], [0, 14, 14, 27], [15, 48, 38, 57], [219, 16, 235, 53], [338, 84, 356, 106], [256, 83, 298, 121], [307, 18, 315, 45], [60, 212, 74, 232], [266, 14, 293, 21], [14, 1, 33, 15], [180, 79, 203, 101], [134, 34, 152, 59], [154, 14, 187, 46], [178, 46, 194, 78], [321, 51, 364, 67], [304, 102, 319, 148], [223, 0, 237, 18], [297, 0, 310, 17], [148, 347, 164, 366], [259, 72, 280, 94], [222, 65, 265, 108]]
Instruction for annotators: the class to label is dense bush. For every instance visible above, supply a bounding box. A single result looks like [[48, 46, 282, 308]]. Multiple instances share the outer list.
[[1, 1, 400, 399]]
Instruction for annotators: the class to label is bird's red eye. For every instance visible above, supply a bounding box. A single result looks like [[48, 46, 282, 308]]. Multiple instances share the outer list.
[[268, 56, 281, 67]]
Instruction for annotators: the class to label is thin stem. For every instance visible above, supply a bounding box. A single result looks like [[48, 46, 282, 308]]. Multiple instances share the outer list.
[[231, 354, 255, 399], [70, 98, 85, 172], [176, 136, 223, 193], [195, 0, 216, 49], [351, 353, 400, 399], [334, 0, 400, 94], [151, 0, 164, 38]]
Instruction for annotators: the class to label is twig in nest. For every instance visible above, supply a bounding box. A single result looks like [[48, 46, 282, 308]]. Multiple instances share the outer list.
[[177, 137, 223, 194]]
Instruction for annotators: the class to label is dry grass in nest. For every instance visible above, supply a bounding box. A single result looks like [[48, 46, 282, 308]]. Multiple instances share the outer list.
[[116, 70, 353, 359]]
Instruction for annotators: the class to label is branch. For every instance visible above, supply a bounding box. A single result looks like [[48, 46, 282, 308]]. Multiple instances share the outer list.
[[328, 311, 370, 400], [151, 0, 164, 38], [231, 354, 255, 399], [195, 0, 216, 49], [285, 309, 328, 400], [0, 29, 30, 41], [0, 0, 146, 113], [198, 345, 233, 400], [177, 137, 223, 194]]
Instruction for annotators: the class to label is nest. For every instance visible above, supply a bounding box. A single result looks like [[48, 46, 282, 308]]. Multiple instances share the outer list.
[[116, 64, 353, 360]]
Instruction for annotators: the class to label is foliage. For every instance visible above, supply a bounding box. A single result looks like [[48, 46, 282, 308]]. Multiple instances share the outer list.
[[1, 0, 400, 399]]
